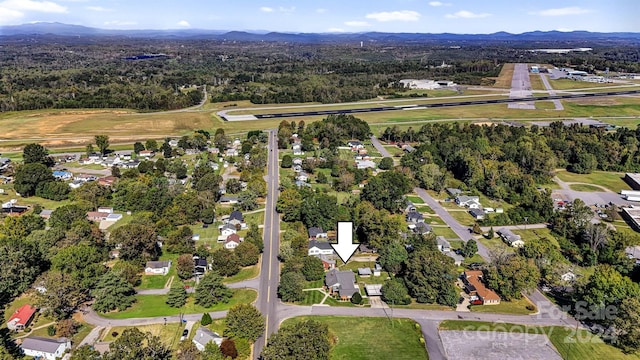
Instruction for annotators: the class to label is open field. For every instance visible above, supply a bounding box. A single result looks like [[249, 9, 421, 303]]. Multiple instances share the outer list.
[[223, 264, 260, 284], [0, 184, 71, 210], [511, 228, 560, 248], [569, 183, 605, 192], [549, 79, 624, 90], [555, 170, 630, 193], [470, 297, 537, 315], [432, 226, 460, 239], [100, 289, 256, 319], [529, 74, 546, 91], [492, 63, 515, 88], [282, 316, 428, 360], [439, 320, 640, 360]]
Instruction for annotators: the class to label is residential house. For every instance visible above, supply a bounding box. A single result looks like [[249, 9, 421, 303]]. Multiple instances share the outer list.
[[219, 224, 237, 237], [6, 304, 36, 331], [319, 255, 336, 270], [403, 145, 416, 153], [462, 270, 501, 305], [74, 174, 97, 182], [447, 252, 464, 266], [308, 227, 327, 240], [98, 176, 117, 187], [0, 157, 11, 171], [219, 196, 239, 205], [347, 140, 364, 151], [169, 139, 179, 147], [232, 138, 242, 147], [292, 157, 303, 165], [86, 211, 109, 222], [358, 243, 375, 254], [52, 171, 73, 181], [405, 201, 417, 213], [121, 159, 140, 169], [325, 268, 358, 300], [406, 210, 424, 224], [295, 180, 311, 188], [20, 336, 71, 360], [561, 271, 577, 282], [104, 213, 123, 222], [98, 207, 114, 213], [39, 209, 53, 220], [296, 172, 309, 182], [625, 245, 640, 264], [413, 222, 432, 235], [456, 195, 481, 208], [225, 148, 239, 157], [373, 263, 382, 277], [497, 228, 524, 247], [365, 284, 383, 297], [446, 188, 463, 197], [229, 210, 244, 223], [292, 144, 303, 156], [469, 208, 485, 220], [194, 256, 208, 275], [139, 150, 155, 158], [145, 260, 172, 275], [308, 240, 334, 256], [355, 160, 376, 170], [192, 327, 223, 351], [436, 236, 451, 253], [224, 233, 242, 249], [292, 164, 302, 172], [68, 180, 84, 189]]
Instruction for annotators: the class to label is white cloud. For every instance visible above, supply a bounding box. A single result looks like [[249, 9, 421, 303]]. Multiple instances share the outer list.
[[103, 20, 137, 26], [177, 20, 190, 27], [86, 6, 112, 12], [0, 0, 67, 13], [428, 1, 451, 6], [344, 20, 370, 27], [366, 10, 421, 22], [0, 6, 23, 23], [260, 6, 274, 12], [445, 10, 491, 19], [327, 27, 345, 33], [278, 6, 295, 13], [530, 7, 592, 16], [316, 8, 327, 13], [555, 28, 573, 32]]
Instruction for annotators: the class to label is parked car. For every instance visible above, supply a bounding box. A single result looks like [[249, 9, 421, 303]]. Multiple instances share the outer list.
[[180, 329, 189, 341]]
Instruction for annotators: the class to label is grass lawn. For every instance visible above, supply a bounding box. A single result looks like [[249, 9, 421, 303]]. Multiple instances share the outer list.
[[323, 296, 362, 307], [102, 323, 183, 349], [304, 279, 325, 289], [100, 289, 256, 319], [549, 79, 616, 90], [406, 195, 426, 204], [569, 183, 607, 192], [298, 290, 326, 305], [283, 316, 428, 360], [492, 63, 514, 88], [423, 215, 446, 225], [415, 205, 435, 214], [447, 210, 475, 227], [470, 296, 537, 315], [0, 184, 71, 210], [390, 300, 452, 311], [136, 253, 179, 290], [223, 264, 260, 284], [555, 170, 630, 193], [478, 237, 515, 254], [431, 226, 460, 239], [244, 210, 265, 226], [511, 228, 560, 248], [439, 321, 640, 360]]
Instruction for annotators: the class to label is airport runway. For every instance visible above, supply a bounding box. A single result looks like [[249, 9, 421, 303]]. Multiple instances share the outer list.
[[229, 90, 640, 120]]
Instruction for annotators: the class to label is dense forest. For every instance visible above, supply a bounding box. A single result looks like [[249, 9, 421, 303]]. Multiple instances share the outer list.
[[1, 36, 639, 111]]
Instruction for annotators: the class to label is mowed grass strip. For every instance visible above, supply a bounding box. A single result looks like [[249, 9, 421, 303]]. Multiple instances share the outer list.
[[555, 170, 630, 193], [469, 297, 537, 315], [100, 289, 256, 319], [282, 316, 429, 360], [439, 320, 640, 360], [569, 183, 609, 192]]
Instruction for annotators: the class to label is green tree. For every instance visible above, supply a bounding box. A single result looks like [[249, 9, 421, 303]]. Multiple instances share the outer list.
[[281, 155, 293, 168], [316, 172, 328, 184], [23, 143, 53, 166], [404, 248, 458, 306], [176, 254, 194, 280], [378, 157, 393, 170], [381, 279, 411, 305], [350, 292, 363, 305], [35, 271, 88, 320], [37, 179, 69, 200], [361, 170, 412, 212], [276, 189, 303, 222], [301, 256, 325, 281], [245, 223, 264, 252], [277, 272, 305, 302], [224, 304, 265, 341], [575, 264, 640, 322], [145, 139, 158, 152], [50, 244, 106, 288], [91, 271, 136, 313], [462, 239, 478, 258], [226, 179, 243, 194], [210, 248, 240, 277], [133, 142, 145, 154], [95, 135, 110, 155], [261, 320, 330, 360], [71, 345, 102, 360], [378, 240, 408, 274], [71, 181, 111, 210], [103, 328, 171, 360], [235, 242, 260, 267], [200, 312, 212, 326], [238, 190, 259, 211], [13, 162, 54, 196], [195, 272, 232, 308], [49, 204, 88, 230], [166, 284, 187, 308], [0, 214, 45, 240], [109, 223, 159, 265], [612, 297, 640, 353], [111, 261, 141, 287], [485, 254, 541, 301], [0, 239, 43, 305], [472, 223, 482, 234]]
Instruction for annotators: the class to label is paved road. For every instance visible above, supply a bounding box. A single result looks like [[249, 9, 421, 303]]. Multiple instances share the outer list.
[[253, 129, 281, 357], [508, 63, 535, 109], [539, 73, 564, 110], [370, 136, 392, 157]]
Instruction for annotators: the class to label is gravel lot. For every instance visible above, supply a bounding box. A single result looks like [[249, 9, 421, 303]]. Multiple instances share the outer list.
[[440, 330, 562, 360]]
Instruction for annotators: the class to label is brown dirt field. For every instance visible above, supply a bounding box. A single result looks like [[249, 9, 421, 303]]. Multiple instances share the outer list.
[[491, 63, 515, 88]]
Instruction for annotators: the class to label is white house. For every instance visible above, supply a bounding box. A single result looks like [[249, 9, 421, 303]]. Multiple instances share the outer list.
[[355, 160, 376, 170], [436, 236, 451, 252], [21, 336, 71, 360], [296, 172, 309, 182], [308, 240, 334, 256], [219, 224, 237, 237], [456, 195, 481, 209], [192, 327, 222, 351], [224, 234, 242, 249], [145, 260, 172, 275], [292, 144, 303, 156], [561, 271, 577, 282], [497, 228, 524, 248]]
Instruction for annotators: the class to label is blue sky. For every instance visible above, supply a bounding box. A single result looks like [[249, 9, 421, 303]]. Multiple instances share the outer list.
[[0, 0, 636, 33]]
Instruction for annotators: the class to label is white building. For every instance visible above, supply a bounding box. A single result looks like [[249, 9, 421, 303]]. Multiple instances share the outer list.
[[21, 336, 71, 360]]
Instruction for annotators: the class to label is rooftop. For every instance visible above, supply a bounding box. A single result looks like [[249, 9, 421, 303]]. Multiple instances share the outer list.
[[21, 336, 69, 353]]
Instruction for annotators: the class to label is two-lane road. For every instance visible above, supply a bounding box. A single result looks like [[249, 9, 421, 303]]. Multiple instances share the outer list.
[[254, 129, 281, 357]]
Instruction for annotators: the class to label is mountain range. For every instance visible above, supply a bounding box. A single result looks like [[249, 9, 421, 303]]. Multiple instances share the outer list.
[[1, 22, 638, 43]]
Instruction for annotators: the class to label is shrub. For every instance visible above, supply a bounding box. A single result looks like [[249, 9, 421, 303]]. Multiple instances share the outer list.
[[111, 331, 119, 338], [351, 292, 363, 305], [220, 338, 238, 359], [47, 325, 56, 336], [201, 312, 212, 326]]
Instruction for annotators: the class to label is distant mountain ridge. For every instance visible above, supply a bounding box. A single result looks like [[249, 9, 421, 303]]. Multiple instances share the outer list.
[[1, 22, 638, 43]]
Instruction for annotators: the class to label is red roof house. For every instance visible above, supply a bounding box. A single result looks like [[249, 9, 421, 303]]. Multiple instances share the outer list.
[[7, 304, 37, 331]]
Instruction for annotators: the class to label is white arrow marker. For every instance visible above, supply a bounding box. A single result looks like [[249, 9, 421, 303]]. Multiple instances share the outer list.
[[331, 221, 359, 264]]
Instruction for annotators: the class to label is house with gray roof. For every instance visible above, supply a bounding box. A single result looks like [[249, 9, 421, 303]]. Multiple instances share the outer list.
[[308, 240, 334, 256], [498, 228, 524, 247], [325, 268, 358, 300], [436, 236, 451, 252], [308, 227, 327, 240], [414, 222, 432, 235], [446, 188, 462, 197], [456, 195, 481, 208], [192, 327, 223, 351], [21, 336, 71, 360], [469, 208, 485, 220], [145, 260, 172, 275], [406, 211, 424, 223]]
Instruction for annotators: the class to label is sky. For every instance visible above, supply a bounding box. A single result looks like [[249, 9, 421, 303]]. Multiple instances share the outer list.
[[0, 0, 637, 33]]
